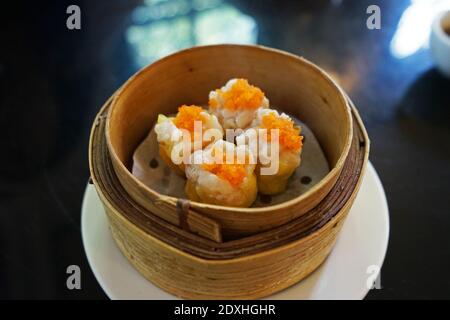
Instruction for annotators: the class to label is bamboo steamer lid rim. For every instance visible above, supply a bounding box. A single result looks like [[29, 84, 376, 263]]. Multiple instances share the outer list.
[[105, 44, 353, 213]]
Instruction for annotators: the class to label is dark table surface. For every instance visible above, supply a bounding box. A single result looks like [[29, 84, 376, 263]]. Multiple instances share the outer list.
[[1, 0, 449, 299]]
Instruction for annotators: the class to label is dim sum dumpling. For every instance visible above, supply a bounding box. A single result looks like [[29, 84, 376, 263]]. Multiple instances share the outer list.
[[208, 78, 269, 130], [154, 105, 223, 176], [185, 140, 257, 207], [237, 109, 303, 195]]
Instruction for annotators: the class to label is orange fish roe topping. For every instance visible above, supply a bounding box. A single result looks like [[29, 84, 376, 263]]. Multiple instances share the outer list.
[[261, 113, 303, 151], [209, 79, 265, 110], [202, 162, 247, 187], [173, 105, 204, 132], [209, 97, 218, 108]]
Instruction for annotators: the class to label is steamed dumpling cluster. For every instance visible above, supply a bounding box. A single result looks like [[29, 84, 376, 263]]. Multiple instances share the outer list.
[[154, 79, 303, 207]]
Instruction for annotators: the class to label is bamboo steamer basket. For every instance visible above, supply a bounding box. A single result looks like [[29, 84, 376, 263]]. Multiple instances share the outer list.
[[105, 45, 353, 239], [89, 45, 369, 299], [89, 92, 369, 299]]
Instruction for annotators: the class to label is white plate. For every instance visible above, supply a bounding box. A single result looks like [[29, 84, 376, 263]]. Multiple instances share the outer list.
[[82, 162, 389, 300]]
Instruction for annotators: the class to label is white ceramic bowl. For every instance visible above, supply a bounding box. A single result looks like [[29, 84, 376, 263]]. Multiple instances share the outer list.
[[430, 10, 450, 77]]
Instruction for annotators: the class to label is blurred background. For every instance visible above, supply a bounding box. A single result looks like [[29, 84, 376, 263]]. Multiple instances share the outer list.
[[0, 0, 449, 299]]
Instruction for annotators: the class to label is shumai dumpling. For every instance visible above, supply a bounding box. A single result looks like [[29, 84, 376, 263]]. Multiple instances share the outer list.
[[185, 140, 257, 207], [208, 78, 269, 130], [237, 109, 303, 195], [154, 105, 223, 176]]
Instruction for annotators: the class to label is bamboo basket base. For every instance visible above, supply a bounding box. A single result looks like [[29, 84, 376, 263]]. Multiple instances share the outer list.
[[109, 204, 347, 299]]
